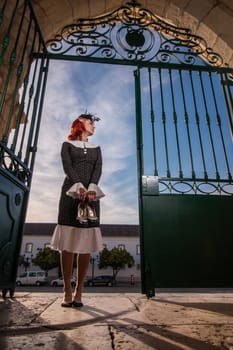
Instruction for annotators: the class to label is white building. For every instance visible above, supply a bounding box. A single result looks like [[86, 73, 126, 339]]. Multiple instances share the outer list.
[[18, 223, 141, 283]]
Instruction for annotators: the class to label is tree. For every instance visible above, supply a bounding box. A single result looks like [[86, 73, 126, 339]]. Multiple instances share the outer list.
[[18, 255, 31, 272], [98, 247, 135, 280], [32, 247, 60, 272]]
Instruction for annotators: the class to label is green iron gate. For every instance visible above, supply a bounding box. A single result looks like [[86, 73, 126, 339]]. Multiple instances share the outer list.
[[134, 66, 233, 297], [0, 0, 48, 297], [1, 0, 233, 297]]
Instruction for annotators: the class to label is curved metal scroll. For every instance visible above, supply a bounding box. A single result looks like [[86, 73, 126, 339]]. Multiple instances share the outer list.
[[46, 1, 225, 67]]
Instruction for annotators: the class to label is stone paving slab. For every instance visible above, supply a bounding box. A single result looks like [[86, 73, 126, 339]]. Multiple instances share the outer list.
[[139, 292, 233, 350], [39, 294, 151, 327], [0, 291, 233, 349]]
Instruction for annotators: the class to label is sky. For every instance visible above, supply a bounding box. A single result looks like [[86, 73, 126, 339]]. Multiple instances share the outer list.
[[26, 60, 140, 224]]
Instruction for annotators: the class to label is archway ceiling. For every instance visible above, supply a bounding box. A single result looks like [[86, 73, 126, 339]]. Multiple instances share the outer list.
[[31, 0, 233, 66]]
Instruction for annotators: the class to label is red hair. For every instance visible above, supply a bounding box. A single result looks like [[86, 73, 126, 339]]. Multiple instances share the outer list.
[[67, 118, 85, 140]]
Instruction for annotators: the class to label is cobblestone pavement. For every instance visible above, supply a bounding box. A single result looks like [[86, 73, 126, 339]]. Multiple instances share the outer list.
[[0, 290, 233, 349]]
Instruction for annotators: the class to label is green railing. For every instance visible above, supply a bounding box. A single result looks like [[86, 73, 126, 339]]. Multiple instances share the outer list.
[[0, 0, 48, 187], [140, 66, 233, 195]]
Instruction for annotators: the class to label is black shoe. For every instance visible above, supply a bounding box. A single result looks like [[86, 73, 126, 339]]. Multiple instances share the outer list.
[[61, 301, 73, 308], [72, 301, 84, 308]]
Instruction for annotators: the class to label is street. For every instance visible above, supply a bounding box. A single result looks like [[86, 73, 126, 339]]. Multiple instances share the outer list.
[[15, 282, 141, 294]]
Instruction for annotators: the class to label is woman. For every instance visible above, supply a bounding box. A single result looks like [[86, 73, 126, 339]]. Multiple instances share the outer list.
[[50, 113, 104, 307]]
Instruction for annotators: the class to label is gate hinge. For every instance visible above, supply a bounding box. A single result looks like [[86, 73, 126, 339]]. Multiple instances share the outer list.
[[142, 175, 159, 195]]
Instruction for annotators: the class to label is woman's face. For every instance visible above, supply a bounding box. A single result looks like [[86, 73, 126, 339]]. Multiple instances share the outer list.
[[81, 118, 95, 136]]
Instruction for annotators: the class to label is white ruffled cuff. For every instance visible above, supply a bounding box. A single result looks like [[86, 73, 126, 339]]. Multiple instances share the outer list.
[[66, 182, 105, 200], [88, 183, 105, 199], [66, 182, 86, 199]]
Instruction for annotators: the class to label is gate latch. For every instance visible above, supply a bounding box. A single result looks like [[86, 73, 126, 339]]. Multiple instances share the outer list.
[[142, 176, 159, 195]]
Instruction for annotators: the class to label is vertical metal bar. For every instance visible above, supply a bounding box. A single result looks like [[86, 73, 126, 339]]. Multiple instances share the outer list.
[[189, 70, 208, 180], [148, 67, 158, 176], [159, 68, 170, 177], [24, 52, 45, 166], [10, 72, 30, 155], [169, 68, 183, 178], [0, 0, 26, 125], [28, 58, 49, 179], [0, 0, 19, 66], [178, 70, 195, 179], [199, 71, 220, 180], [220, 72, 233, 140], [3, 9, 33, 143], [0, 0, 8, 25], [134, 67, 144, 177], [209, 72, 232, 180], [134, 67, 146, 294], [11, 15, 37, 154], [18, 40, 41, 160]]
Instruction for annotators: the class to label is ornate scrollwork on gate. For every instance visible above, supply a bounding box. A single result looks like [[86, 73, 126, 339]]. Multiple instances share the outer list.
[[0, 142, 31, 187], [46, 0, 224, 67], [159, 180, 233, 195]]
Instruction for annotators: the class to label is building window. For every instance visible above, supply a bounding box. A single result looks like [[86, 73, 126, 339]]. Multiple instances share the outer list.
[[25, 243, 33, 253], [136, 244, 140, 255], [118, 244, 125, 250], [103, 244, 107, 249], [44, 243, 50, 248]]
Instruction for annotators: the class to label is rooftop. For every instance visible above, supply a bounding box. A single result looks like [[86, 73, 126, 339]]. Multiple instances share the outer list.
[[23, 223, 140, 237]]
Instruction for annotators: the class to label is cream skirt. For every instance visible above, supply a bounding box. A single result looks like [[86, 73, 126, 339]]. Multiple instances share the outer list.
[[50, 224, 103, 254]]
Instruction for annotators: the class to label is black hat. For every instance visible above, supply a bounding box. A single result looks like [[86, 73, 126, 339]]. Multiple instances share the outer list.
[[78, 113, 100, 122]]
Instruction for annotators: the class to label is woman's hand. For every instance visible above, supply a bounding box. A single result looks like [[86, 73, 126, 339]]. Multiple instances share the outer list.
[[86, 191, 96, 202], [79, 188, 86, 201]]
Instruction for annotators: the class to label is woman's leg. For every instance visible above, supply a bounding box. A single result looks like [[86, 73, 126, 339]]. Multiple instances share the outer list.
[[60, 250, 74, 305], [73, 253, 90, 304]]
